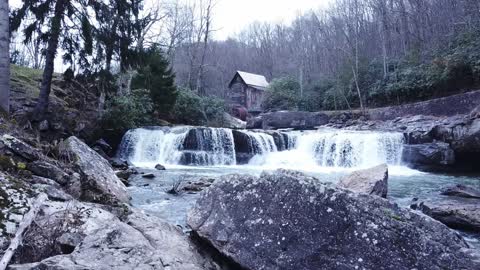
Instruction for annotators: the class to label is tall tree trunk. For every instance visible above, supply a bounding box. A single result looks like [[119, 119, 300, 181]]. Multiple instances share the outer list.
[[34, 0, 66, 118], [196, 17, 210, 95], [398, 0, 410, 55], [0, 0, 9, 114]]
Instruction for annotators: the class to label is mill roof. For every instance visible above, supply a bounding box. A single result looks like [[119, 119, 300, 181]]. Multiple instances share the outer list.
[[229, 71, 269, 91]]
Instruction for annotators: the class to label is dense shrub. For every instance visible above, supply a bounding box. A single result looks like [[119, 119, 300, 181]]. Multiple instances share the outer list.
[[262, 77, 301, 111], [172, 88, 206, 125], [172, 88, 226, 126], [201, 95, 226, 126], [101, 89, 154, 134]]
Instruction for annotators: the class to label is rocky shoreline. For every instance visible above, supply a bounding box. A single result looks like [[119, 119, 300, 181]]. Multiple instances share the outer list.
[[0, 134, 219, 269]]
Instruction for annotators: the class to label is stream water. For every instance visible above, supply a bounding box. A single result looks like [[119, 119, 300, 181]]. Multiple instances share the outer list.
[[120, 126, 480, 247]]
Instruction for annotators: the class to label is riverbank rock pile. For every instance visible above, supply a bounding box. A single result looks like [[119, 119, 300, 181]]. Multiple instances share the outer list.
[[188, 169, 478, 270], [412, 184, 480, 232], [0, 134, 217, 269]]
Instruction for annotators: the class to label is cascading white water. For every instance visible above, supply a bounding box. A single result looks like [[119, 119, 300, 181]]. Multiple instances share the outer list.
[[239, 130, 278, 154], [182, 128, 236, 166], [118, 126, 405, 170], [118, 127, 190, 167], [118, 127, 236, 167], [248, 129, 404, 170]]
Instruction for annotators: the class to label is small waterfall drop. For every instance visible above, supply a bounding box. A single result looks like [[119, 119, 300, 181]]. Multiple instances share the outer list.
[[118, 127, 236, 167], [181, 128, 236, 166], [239, 130, 278, 154], [118, 127, 189, 166]]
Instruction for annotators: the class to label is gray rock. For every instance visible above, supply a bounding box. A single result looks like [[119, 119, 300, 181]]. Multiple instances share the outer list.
[[180, 178, 213, 193], [11, 201, 216, 270], [418, 201, 480, 231], [337, 164, 388, 198], [32, 184, 74, 202], [59, 136, 130, 205], [27, 160, 69, 185], [0, 135, 42, 161], [441, 184, 480, 199], [402, 142, 455, 169], [56, 232, 84, 254], [29, 175, 61, 187], [116, 167, 138, 181], [188, 169, 477, 270], [249, 111, 330, 130], [94, 139, 112, 153], [452, 118, 480, 152], [142, 173, 155, 179], [223, 112, 246, 129], [0, 172, 34, 241], [110, 158, 129, 169], [155, 164, 166, 170]]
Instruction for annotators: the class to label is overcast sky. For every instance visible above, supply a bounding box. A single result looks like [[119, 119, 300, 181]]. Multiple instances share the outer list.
[[213, 0, 332, 40]]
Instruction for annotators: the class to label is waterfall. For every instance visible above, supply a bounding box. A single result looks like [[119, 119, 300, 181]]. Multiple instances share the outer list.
[[181, 128, 236, 166], [248, 130, 404, 169], [118, 127, 236, 167], [118, 127, 189, 166], [118, 126, 405, 170], [239, 130, 277, 154]]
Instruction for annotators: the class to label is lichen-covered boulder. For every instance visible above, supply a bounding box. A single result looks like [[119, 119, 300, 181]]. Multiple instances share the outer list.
[[10, 201, 215, 270], [59, 136, 130, 205], [337, 164, 388, 198], [188, 169, 478, 270], [0, 135, 42, 161]]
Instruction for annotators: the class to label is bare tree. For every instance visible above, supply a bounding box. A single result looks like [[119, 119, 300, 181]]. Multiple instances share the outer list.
[[196, 0, 215, 95]]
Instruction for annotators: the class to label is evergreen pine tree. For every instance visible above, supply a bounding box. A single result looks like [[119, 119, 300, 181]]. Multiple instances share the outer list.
[[132, 46, 178, 117]]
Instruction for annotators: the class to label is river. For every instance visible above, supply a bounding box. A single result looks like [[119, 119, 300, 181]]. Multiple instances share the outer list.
[[119, 126, 480, 248]]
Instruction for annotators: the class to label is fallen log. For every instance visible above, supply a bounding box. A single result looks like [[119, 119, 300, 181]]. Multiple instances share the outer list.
[[0, 193, 47, 270]]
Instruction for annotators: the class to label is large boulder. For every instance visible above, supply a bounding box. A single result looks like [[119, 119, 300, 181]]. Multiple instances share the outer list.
[[451, 118, 480, 152], [188, 170, 477, 270], [337, 164, 388, 198], [10, 200, 215, 270], [417, 201, 480, 232], [402, 142, 455, 170], [223, 112, 246, 129], [59, 136, 130, 205], [250, 111, 330, 130]]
